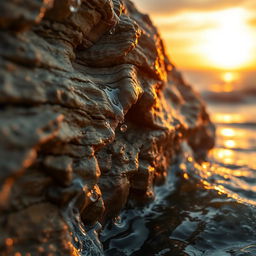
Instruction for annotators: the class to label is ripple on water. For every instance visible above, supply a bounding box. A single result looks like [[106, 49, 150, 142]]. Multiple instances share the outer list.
[[101, 99, 256, 255], [102, 126, 256, 255]]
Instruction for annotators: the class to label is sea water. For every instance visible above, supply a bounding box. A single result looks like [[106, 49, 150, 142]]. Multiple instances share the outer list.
[[101, 70, 256, 255]]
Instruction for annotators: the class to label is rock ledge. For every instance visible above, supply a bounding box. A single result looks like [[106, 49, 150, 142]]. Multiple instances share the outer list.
[[0, 0, 215, 255]]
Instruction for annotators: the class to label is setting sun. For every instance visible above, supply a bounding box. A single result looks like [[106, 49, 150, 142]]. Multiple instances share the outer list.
[[136, 2, 256, 70], [203, 8, 253, 70], [222, 72, 236, 83]]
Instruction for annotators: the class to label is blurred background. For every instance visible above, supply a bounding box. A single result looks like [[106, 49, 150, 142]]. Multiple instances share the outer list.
[[135, 0, 256, 96], [136, 0, 256, 169], [136, 0, 256, 70]]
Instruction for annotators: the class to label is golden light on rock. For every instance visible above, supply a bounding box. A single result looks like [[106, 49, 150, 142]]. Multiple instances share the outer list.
[[5, 238, 14, 247]]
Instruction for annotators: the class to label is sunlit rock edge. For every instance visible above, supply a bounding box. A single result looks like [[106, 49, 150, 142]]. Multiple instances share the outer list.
[[0, 0, 215, 255]]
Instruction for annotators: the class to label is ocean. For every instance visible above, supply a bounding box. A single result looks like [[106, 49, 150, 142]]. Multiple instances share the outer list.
[[102, 70, 256, 256]]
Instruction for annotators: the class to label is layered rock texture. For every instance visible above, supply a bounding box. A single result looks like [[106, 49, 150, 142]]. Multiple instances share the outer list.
[[0, 0, 215, 255]]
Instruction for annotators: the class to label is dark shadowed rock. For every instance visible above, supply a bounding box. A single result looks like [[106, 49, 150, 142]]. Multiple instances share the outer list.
[[0, 0, 215, 255]]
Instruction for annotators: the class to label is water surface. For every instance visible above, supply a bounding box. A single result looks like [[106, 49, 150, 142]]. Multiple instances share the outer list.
[[102, 70, 256, 255]]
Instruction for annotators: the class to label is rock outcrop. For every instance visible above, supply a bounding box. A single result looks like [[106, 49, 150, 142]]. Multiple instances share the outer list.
[[0, 0, 215, 255]]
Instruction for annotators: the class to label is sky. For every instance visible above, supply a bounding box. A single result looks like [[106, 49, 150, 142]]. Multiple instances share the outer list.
[[135, 0, 256, 71]]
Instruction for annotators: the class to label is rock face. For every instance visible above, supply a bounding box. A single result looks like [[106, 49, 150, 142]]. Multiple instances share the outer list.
[[0, 0, 215, 255]]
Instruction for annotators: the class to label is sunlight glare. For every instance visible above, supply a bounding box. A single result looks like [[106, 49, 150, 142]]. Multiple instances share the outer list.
[[203, 8, 253, 70], [214, 148, 234, 160], [220, 128, 235, 137], [223, 72, 235, 83], [224, 140, 236, 148], [213, 113, 244, 123]]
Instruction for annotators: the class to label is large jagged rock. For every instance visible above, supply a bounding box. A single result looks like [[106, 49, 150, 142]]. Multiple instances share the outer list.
[[0, 0, 215, 255]]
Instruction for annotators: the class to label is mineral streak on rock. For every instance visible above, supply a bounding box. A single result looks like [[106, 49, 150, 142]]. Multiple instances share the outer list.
[[0, 0, 215, 255]]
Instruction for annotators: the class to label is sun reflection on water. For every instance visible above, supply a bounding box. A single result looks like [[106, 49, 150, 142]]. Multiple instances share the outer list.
[[212, 113, 245, 124], [211, 148, 235, 164], [222, 71, 240, 83], [210, 71, 240, 92], [220, 128, 235, 137], [210, 125, 256, 169], [193, 156, 256, 206], [224, 139, 236, 148], [223, 72, 234, 83]]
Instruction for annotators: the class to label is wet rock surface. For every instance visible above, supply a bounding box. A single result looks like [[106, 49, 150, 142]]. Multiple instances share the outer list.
[[0, 0, 215, 255]]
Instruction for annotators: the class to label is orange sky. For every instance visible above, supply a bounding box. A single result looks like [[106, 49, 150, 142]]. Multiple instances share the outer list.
[[135, 0, 256, 71]]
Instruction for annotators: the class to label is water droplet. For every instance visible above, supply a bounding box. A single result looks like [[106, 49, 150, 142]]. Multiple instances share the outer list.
[[104, 121, 110, 127], [89, 189, 99, 202], [69, 0, 81, 12], [113, 216, 121, 224], [147, 191, 154, 197], [109, 27, 115, 35], [120, 123, 127, 133]]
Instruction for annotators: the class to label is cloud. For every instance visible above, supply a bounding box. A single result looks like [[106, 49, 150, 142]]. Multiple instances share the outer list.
[[158, 20, 217, 32], [135, 0, 249, 15]]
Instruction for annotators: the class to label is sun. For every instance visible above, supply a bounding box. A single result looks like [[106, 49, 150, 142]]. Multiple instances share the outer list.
[[223, 72, 235, 83], [203, 8, 253, 70]]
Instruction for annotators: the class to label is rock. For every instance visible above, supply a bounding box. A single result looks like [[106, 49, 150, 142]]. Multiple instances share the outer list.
[[0, 0, 215, 255]]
